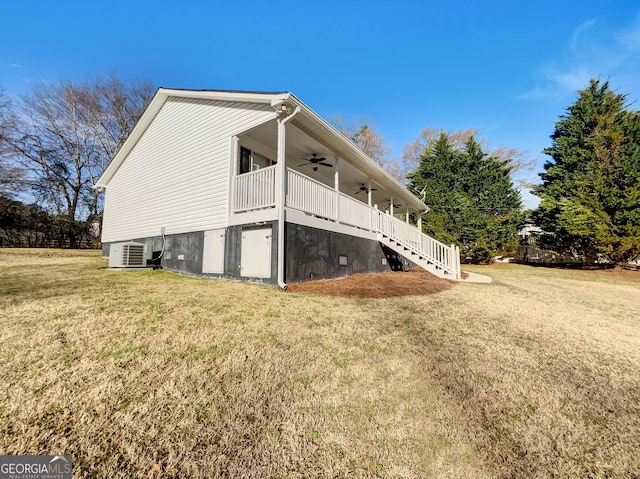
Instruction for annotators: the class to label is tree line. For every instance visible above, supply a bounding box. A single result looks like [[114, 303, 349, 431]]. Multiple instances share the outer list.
[[1, 74, 638, 265], [340, 78, 640, 265]]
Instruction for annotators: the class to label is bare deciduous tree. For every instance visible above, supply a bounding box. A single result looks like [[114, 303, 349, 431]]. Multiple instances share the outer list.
[[0, 74, 154, 246], [0, 89, 27, 198], [329, 116, 408, 182]]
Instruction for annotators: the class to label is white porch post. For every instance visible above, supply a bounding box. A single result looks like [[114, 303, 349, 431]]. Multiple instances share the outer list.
[[406, 207, 409, 224], [334, 156, 340, 223], [452, 244, 459, 279], [418, 215, 423, 232], [368, 181, 373, 231], [229, 136, 239, 216], [373, 204, 379, 233], [275, 124, 286, 215]]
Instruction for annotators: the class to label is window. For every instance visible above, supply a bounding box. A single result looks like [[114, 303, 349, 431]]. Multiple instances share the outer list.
[[239, 146, 274, 174], [239, 147, 252, 174], [251, 151, 273, 170]]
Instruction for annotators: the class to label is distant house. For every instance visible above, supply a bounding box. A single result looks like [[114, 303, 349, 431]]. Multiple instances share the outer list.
[[517, 223, 543, 242], [95, 89, 460, 287]]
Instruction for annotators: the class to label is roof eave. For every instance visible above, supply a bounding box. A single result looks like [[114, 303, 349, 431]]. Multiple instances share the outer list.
[[158, 88, 290, 105]]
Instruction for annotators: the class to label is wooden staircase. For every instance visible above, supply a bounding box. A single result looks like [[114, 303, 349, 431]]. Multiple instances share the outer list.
[[375, 211, 461, 280]]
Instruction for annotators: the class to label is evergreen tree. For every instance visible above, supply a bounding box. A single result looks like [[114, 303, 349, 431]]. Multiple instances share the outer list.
[[533, 79, 640, 263], [408, 132, 523, 263]]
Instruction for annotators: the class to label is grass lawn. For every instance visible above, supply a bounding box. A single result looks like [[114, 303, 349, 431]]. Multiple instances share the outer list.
[[0, 249, 638, 478]]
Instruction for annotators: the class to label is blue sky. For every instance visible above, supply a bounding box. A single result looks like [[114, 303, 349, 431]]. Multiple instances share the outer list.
[[2, 1, 639, 207]]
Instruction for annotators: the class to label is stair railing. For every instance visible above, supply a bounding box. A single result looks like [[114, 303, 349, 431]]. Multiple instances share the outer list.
[[375, 210, 461, 279]]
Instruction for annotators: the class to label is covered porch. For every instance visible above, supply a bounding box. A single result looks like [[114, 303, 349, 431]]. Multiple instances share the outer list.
[[230, 116, 425, 226], [228, 109, 461, 280]]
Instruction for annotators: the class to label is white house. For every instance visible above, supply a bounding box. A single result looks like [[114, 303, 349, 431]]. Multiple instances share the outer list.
[[96, 88, 461, 287]]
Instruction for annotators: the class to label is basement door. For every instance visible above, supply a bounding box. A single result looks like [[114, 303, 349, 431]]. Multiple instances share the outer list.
[[202, 229, 225, 274], [241, 228, 272, 278]]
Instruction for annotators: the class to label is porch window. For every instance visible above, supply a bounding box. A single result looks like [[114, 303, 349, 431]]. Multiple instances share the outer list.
[[239, 146, 274, 174]]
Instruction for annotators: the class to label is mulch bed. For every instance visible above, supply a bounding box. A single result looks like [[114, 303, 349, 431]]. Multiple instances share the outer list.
[[286, 268, 454, 298]]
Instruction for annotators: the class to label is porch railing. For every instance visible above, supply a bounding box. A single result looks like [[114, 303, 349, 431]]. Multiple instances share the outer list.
[[233, 165, 276, 212], [286, 168, 336, 220], [339, 192, 372, 230]]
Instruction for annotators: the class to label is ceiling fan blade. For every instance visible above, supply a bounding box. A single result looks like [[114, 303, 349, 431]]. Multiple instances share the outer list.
[[354, 190, 362, 195], [318, 162, 333, 167], [298, 162, 311, 167]]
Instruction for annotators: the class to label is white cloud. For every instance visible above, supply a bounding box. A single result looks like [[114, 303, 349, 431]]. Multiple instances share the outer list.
[[520, 12, 640, 101], [617, 12, 640, 52], [570, 18, 596, 53], [549, 67, 592, 92], [517, 85, 554, 101]]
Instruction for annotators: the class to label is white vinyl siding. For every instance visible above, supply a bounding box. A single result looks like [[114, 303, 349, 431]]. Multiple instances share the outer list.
[[102, 98, 274, 243]]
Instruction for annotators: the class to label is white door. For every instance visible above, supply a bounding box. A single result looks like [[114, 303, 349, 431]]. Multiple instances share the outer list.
[[241, 228, 272, 278], [202, 229, 225, 274]]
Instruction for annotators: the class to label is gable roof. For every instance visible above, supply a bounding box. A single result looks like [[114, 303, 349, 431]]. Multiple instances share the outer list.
[[96, 88, 427, 212]]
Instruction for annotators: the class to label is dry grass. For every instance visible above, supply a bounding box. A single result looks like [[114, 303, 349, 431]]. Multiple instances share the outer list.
[[0, 249, 486, 478], [1, 250, 639, 478], [389, 263, 640, 479]]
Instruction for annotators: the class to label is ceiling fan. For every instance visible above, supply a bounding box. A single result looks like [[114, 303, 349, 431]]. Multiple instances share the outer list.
[[354, 183, 377, 195], [384, 202, 403, 210], [299, 154, 333, 171]]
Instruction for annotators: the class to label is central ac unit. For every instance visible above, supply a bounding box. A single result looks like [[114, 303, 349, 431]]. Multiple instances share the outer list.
[[109, 242, 152, 268]]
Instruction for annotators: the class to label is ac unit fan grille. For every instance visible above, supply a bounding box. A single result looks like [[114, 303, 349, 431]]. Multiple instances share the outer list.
[[123, 244, 145, 267]]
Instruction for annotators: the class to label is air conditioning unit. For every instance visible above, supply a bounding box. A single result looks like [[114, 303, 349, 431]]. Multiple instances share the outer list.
[[109, 242, 152, 268]]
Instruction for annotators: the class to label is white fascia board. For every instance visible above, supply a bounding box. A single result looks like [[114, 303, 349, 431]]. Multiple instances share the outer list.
[[161, 88, 290, 105], [287, 94, 428, 212]]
